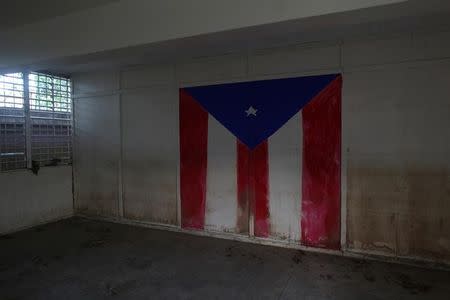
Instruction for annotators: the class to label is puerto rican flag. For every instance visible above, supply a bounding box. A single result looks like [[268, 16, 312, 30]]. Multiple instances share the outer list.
[[179, 74, 342, 249]]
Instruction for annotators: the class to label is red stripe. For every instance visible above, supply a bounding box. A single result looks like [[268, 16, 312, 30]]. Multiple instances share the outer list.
[[301, 76, 342, 249], [237, 140, 269, 238], [179, 89, 208, 230]]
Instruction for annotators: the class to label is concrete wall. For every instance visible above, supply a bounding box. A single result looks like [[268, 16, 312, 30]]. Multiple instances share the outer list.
[[0, 166, 73, 234], [73, 72, 121, 217], [72, 30, 450, 264]]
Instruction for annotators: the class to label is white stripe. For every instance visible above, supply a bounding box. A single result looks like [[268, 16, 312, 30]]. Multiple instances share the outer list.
[[204, 115, 238, 232], [268, 113, 302, 241]]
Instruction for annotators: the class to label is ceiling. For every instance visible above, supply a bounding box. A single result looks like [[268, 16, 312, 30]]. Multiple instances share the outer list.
[[2, 0, 450, 75], [0, 0, 119, 30], [34, 0, 450, 75]]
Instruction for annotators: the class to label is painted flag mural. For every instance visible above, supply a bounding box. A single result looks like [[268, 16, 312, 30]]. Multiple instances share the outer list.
[[179, 74, 342, 249]]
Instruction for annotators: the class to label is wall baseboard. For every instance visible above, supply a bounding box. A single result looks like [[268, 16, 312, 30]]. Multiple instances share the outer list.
[[76, 213, 450, 271]]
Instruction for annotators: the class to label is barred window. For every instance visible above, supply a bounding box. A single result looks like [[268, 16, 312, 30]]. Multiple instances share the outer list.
[[0, 73, 26, 171], [0, 71, 72, 172], [29, 73, 72, 166]]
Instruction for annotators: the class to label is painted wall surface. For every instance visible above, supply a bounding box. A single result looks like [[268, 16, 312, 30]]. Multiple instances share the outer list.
[[345, 62, 450, 261], [121, 87, 178, 224], [73, 71, 121, 217], [0, 166, 73, 234], [72, 30, 450, 263]]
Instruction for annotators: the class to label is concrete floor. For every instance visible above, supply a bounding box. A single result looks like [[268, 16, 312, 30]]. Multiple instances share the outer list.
[[1, 218, 449, 300]]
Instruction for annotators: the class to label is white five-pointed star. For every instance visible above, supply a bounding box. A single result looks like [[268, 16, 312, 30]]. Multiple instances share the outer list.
[[245, 106, 258, 117]]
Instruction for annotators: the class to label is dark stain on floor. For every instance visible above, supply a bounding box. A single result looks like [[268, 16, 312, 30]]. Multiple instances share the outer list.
[[105, 279, 138, 296], [320, 274, 334, 280], [81, 239, 106, 248], [291, 250, 305, 264], [388, 273, 432, 295], [363, 271, 376, 282], [126, 257, 153, 270], [0, 234, 14, 240]]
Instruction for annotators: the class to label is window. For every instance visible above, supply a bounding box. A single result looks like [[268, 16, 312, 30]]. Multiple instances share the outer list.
[[29, 73, 72, 166], [0, 72, 72, 172], [0, 73, 26, 171]]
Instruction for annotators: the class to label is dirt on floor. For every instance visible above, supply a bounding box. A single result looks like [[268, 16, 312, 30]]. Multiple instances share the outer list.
[[1, 217, 449, 300]]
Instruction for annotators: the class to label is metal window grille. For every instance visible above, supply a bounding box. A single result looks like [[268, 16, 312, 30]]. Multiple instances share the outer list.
[[0, 73, 26, 171], [0, 72, 72, 171], [29, 72, 72, 166]]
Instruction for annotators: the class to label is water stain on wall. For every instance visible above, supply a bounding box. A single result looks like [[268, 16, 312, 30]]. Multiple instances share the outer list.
[[347, 163, 450, 262], [75, 161, 119, 217], [123, 159, 177, 225]]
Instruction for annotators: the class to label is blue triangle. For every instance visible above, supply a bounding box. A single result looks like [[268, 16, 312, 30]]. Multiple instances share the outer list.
[[183, 74, 338, 149]]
